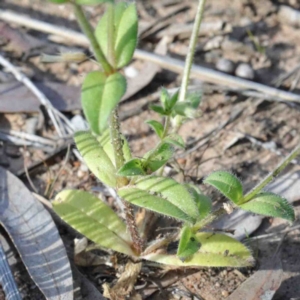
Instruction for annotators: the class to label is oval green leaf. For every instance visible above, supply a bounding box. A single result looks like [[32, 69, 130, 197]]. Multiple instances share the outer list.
[[146, 120, 164, 138], [204, 171, 243, 204], [160, 87, 170, 110], [143, 233, 254, 267], [114, 4, 138, 68], [187, 184, 212, 220], [163, 133, 185, 148], [177, 226, 201, 262], [136, 176, 199, 221], [74, 131, 117, 187], [149, 104, 167, 115], [167, 90, 179, 110], [118, 187, 195, 224], [95, 3, 138, 68], [239, 192, 295, 223], [143, 141, 175, 172], [53, 190, 134, 256], [118, 158, 146, 176], [173, 102, 197, 118], [81, 71, 126, 134]]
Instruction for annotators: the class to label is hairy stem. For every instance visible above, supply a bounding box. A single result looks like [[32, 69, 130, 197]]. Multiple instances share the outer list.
[[243, 142, 300, 202], [192, 207, 226, 232], [123, 201, 144, 255], [109, 109, 144, 254], [174, 0, 207, 131], [72, 3, 113, 74], [109, 108, 128, 186]]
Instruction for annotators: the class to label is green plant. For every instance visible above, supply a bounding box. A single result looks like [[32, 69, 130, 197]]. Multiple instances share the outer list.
[[48, 0, 296, 270]]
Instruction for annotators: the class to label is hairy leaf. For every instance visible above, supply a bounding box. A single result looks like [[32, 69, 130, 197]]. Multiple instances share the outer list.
[[95, 3, 138, 68], [177, 226, 201, 261], [163, 133, 185, 148], [143, 233, 254, 267], [187, 185, 212, 221], [239, 192, 295, 223], [118, 158, 146, 176], [81, 71, 126, 134], [53, 190, 134, 255], [173, 102, 197, 118], [160, 87, 170, 110], [114, 4, 138, 68], [74, 131, 117, 187], [146, 120, 164, 138], [167, 90, 179, 110], [118, 187, 194, 224], [144, 142, 175, 172], [204, 171, 243, 204], [187, 90, 202, 109], [0, 167, 73, 299], [136, 176, 198, 221], [149, 104, 167, 115]]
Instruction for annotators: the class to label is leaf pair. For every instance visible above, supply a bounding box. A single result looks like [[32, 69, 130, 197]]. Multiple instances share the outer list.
[[95, 2, 138, 69], [118, 135, 184, 176], [204, 171, 295, 222], [81, 72, 126, 135], [74, 131, 117, 187], [150, 88, 179, 116], [53, 189, 253, 267], [150, 89, 201, 119], [118, 176, 200, 224]]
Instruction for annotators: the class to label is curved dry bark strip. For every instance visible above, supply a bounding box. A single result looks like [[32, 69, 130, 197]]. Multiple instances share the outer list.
[[0, 166, 73, 299]]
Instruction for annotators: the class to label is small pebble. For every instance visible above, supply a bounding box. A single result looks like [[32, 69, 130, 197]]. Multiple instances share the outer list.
[[124, 66, 138, 78], [70, 114, 88, 131], [215, 282, 220, 288], [278, 5, 300, 28], [235, 63, 255, 79], [221, 290, 229, 297], [216, 58, 235, 73]]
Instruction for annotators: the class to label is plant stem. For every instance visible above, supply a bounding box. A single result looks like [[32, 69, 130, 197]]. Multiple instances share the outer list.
[[123, 202, 144, 255], [192, 207, 226, 232], [106, 3, 116, 69], [174, 0, 207, 131], [162, 116, 170, 139], [243, 142, 300, 203], [72, 3, 113, 74], [109, 108, 128, 186], [109, 109, 144, 254]]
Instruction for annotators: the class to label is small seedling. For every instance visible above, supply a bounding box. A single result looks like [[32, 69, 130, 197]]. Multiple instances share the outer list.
[[48, 0, 296, 272]]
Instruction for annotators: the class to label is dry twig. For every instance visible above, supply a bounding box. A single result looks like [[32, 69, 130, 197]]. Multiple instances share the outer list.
[[1, 10, 300, 103]]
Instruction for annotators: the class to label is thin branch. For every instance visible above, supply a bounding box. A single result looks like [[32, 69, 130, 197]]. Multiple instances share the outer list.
[[243, 142, 300, 202], [72, 3, 113, 74]]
